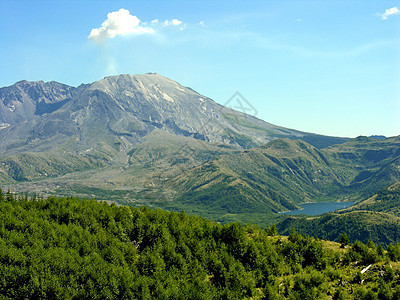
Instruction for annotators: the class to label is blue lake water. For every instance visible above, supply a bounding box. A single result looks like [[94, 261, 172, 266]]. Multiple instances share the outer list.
[[280, 202, 354, 216]]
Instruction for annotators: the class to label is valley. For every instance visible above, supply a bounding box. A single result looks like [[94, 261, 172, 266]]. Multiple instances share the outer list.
[[0, 74, 399, 245]]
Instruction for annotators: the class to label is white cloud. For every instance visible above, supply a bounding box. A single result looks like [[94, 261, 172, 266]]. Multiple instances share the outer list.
[[378, 6, 400, 20], [151, 19, 159, 24], [171, 19, 182, 26], [88, 8, 154, 43], [199, 21, 206, 27], [162, 19, 183, 27]]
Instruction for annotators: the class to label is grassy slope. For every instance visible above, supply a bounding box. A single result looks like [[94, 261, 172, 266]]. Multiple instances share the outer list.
[[277, 211, 400, 247], [0, 151, 112, 182]]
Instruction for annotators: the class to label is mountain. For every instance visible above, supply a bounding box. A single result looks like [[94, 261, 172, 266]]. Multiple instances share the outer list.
[[0, 73, 347, 196], [1, 74, 399, 230], [169, 139, 344, 214], [0, 80, 82, 127], [0, 73, 347, 156], [322, 136, 400, 196]]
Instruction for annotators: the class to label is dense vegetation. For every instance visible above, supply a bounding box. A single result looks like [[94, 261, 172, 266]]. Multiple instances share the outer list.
[[2, 191, 400, 299]]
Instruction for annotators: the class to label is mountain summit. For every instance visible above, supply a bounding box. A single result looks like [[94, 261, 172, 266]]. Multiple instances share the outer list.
[[0, 73, 346, 154]]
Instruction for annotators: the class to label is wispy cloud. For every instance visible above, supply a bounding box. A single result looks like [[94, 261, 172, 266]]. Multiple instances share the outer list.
[[249, 31, 394, 59], [88, 9, 154, 44], [163, 19, 183, 26], [377, 6, 400, 20]]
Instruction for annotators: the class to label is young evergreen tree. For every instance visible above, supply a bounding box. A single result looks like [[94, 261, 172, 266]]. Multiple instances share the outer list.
[[265, 224, 277, 236], [340, 232, 350, 248]]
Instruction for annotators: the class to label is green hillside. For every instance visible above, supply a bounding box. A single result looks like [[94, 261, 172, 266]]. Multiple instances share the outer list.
[[2, 130, 236, 203], [276, 183, 400, 247], [160, 137, 400, 224], [168, 139, 342, 217], [2, 192, 400, 299]]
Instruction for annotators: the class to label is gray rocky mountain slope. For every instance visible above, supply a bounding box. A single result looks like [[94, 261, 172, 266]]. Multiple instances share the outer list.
[[0, 73, 346, 155]]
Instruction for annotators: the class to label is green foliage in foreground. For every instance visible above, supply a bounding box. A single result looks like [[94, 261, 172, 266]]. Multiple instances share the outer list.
[[1, 192, 400, 299]]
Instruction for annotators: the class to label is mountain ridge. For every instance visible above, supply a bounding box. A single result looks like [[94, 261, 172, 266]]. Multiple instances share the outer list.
[[0, 73, 349, 154]]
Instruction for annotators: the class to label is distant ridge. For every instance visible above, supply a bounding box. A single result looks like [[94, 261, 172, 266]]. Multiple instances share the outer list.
[[369, 135, 387, 140]]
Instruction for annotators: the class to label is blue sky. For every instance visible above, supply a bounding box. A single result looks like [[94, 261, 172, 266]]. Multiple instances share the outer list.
[[0, 1, 399, 138]]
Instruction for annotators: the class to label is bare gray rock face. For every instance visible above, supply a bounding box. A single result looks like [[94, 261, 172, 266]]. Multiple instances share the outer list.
[[0, 73, 346, 154]]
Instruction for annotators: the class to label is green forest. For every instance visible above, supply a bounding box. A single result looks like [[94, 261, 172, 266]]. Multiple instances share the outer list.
[[1, 190, 400, 299]]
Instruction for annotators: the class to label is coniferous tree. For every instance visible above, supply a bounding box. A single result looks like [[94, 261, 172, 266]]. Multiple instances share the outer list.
[[340, 232, 350, 248]]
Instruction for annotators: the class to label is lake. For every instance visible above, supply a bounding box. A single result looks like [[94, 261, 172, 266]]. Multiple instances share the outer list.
[[280, 202, 354, 216]]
